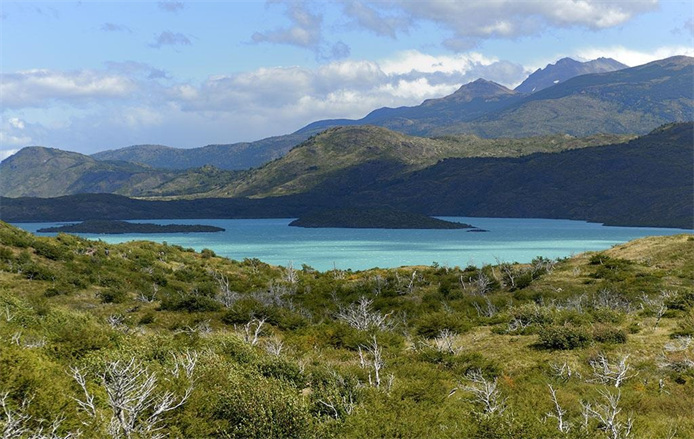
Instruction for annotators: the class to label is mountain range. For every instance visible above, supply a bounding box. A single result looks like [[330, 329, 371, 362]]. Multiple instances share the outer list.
[[86, 56, 690, 171], [1, 55, 692, 229]]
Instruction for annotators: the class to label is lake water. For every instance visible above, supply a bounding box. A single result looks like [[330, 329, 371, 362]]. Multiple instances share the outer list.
[[13, 218, 689, 272]]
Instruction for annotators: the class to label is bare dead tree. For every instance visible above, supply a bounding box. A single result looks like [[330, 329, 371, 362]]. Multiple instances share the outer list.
[[589, 354, 637, 388], [1, 392, 80, 439], [239, 318, 266, 346], [473, 297, 498, 318], [658, 336, 694, 371], [316, 371, 356, 420], [359, 336, 385, 388], [264, 337, 285, 357], [431, 329, 461, 355], [592, 289, 631, 313], [371, 274, 386, 296], [550, 361, 582, 382], [3, 306, 14, 323], [395, 270, 418, 295], [71, 355, 196, 439], [640, 290, 674, 329], [507, 317, 531, 333], [282, 261, 298, 285], [451, 369, 506, 416], [210, 271, 239, 308], [495, 259, 518, 289], [581, 389, 634, 439], [1, 392, 32, 439], [337, 297, 391, 331], [545, 384, 571, 434]]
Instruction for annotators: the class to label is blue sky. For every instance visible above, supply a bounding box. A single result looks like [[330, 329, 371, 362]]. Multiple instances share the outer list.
[[1, 0, 693, 157]]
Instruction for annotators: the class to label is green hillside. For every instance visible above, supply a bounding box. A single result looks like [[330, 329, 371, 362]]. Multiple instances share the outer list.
[[2, 129, 628, 199], [201, 125, 631, 198], [0, 147, 240, 198], [304, 122, 694, 229], [0, 221, 692, 438]]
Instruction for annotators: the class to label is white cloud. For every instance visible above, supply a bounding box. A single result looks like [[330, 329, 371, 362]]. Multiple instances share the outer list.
[[1, 70, 136, 108], [252, 2, 323, 48], [1, 116, 33, 148], [341, 1, 411, 38], [346, 0, 658, 50]]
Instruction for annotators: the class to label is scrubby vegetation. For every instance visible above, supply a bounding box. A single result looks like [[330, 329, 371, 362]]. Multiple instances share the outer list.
[[0, 221, 692, 438]]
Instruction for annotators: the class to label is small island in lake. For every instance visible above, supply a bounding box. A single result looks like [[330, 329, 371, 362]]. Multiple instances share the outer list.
[[37, 220, 225, 234], [289, 209, 476, 229]]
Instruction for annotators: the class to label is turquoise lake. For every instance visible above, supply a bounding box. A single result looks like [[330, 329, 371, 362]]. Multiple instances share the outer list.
[[13, 218, 689, 272]]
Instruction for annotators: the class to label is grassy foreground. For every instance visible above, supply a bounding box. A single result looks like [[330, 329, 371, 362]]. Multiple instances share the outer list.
[[0, 221, 692, 438]]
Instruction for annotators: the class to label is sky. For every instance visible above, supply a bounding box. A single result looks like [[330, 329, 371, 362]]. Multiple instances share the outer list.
[[1, 0, 693, 158]]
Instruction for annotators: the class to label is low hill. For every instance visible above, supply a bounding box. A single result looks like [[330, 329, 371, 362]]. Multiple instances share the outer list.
[[0, 147, 241, 198], [36, 219, 225, 234], [0, 147, 174, 198], [288, 209, 474, 229], [91, 132, 311, 171]]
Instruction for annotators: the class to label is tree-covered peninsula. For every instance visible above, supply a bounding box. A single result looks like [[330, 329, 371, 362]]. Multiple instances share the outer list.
[[37, 220, 225, 234]]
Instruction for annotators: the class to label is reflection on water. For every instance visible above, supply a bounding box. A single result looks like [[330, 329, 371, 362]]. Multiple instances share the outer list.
[[14, 217, 689, 272]]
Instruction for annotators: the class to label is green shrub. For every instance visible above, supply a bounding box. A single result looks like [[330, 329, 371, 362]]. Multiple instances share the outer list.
[[201, 248, 216, 259], [415, 311, 471, 338], [211, 376, 312, 439], [592, 325, 628, 344], [537, 325, 592, 350], [99, 288, 127, 304], [160, 294, 222, 312], [44, 283, 74, 297], [20, 262, 55, 281]]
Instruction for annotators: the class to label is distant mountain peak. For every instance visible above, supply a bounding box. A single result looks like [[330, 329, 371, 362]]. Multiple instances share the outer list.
[[515, 57, 628, 94], [423, 78, 516, 106]]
